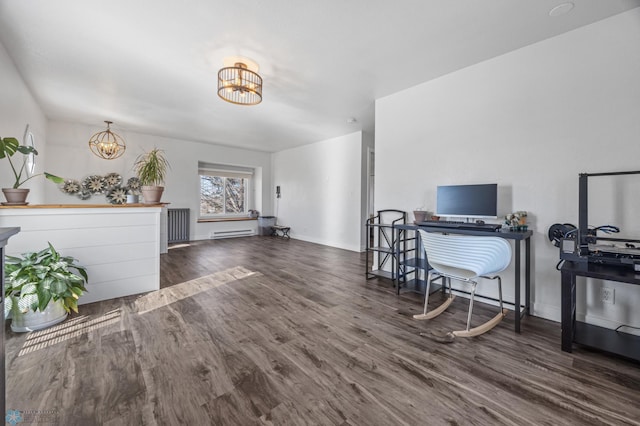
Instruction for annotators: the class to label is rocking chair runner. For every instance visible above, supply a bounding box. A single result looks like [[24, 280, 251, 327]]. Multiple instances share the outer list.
[[413, 230, 512, 337]]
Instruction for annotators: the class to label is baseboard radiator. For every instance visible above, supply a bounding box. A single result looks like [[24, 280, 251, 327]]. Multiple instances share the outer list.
[[211, 229, 255, 239], [168, 208, 190, 243]]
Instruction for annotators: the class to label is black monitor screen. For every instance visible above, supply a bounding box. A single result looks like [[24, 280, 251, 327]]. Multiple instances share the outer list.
[[436, 184, 498, 218]]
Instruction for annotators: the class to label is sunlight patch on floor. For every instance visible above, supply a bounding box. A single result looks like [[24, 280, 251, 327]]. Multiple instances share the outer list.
[[135, 265, 259, 314], [18, 309, 122, 357], [168, 243, 191, 249]]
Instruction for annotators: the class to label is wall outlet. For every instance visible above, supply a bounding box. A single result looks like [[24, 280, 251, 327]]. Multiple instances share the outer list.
[[601, 287, 615, 305]]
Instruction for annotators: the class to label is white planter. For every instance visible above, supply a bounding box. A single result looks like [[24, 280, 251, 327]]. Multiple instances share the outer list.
[[10, 299, 68, 333]]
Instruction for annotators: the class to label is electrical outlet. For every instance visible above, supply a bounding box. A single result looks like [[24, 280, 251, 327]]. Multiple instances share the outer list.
[[601, 287, 615, 305]]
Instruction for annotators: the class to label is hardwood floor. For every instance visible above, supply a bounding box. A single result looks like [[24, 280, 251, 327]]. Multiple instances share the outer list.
[[6, 236, 640, 425]]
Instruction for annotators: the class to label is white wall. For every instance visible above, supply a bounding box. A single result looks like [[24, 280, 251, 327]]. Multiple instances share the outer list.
[[45, 121, 273, 241], [0, 40, 49, 203], [375, 9, 640, 328], [272, 131, 364, 252]]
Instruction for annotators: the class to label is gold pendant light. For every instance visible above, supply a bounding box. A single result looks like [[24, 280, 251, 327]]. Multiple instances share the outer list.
[[88, 121, 126, 160], [217, 62, 263, 106]]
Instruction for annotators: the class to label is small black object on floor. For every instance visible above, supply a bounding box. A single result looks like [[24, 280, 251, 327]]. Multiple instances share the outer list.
[[271, 225, 291, 239]]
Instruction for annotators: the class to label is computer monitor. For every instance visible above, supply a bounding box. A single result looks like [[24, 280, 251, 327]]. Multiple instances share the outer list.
[[436, 183, 498, 219]]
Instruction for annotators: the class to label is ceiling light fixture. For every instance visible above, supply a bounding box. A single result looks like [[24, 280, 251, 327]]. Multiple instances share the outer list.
[[549, 2, 574, 17], [88, 121, 126, 160], [217, 62, 263, 106]]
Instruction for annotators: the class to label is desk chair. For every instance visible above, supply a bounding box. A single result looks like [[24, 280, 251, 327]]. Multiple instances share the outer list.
[[413, 230, 511, 337]]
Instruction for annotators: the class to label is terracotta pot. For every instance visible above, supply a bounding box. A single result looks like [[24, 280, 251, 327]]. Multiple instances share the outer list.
[[2, 188, 30, 204], [10, 299, 68, 333], [140, 186, 164, 204]]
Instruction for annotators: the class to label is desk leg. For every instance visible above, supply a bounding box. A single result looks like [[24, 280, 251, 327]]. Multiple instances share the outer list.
[[561, 268, 575, 353], [365, 231, 370, 278], [515, 240, 521, 333], [395, 229, 401, 295], [525, 237, 531, 315]]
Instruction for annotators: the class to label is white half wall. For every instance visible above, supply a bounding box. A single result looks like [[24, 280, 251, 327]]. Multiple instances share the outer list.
[[45, 121, 272, 241], [0, 40, 48, 203], [375, 9, 640, 326], [272, 131, 364, 252], [0, 206, 161, 305]]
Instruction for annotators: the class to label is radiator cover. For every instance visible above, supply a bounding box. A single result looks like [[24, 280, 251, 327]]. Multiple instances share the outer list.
[[167, 208, 190, 243]]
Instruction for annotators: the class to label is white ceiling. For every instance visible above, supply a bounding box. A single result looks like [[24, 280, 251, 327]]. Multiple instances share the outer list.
[[1, 0, 639, 152]]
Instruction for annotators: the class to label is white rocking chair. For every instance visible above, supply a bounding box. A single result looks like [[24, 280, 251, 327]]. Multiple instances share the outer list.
[[413, 230, 512, 337]]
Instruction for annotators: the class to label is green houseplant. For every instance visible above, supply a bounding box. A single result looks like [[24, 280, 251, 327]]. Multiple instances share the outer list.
[[0, 136, 63, 204], [4, 242, 88, 332], [133, 147, 170, 203]]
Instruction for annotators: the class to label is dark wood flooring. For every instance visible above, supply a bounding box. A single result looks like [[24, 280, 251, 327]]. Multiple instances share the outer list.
[[6, 236, 640, 425]]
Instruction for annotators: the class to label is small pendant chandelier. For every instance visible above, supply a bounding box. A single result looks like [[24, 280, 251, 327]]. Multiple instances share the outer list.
[[88, 121, 126, 160], [217, 62, 263, 106]]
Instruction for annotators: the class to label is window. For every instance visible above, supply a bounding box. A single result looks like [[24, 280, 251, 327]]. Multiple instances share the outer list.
[[199, 163, 253, 217], [200, 175, 248, 215]]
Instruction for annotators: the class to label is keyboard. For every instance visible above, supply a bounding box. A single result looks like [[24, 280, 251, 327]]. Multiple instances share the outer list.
[[420, 220, 463, 225], [418, 220, 502, 231]]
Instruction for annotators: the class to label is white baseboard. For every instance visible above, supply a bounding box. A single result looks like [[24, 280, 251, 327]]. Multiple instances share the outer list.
[[531, 301, 640, 335], [531, 302, 561, 323], [291, 233, 361, 252]]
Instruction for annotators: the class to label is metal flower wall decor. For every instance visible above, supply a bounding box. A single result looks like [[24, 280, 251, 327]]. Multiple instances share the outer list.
[[59, 172, 141, 204]]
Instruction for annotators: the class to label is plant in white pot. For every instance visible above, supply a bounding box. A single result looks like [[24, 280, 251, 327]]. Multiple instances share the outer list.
[[133, 147, 170, 204], [0, 136, 63, 204], [4, 242, 88, 332]]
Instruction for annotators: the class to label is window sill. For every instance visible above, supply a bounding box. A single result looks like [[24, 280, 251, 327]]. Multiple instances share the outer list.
[[197, 217, 258, 223]]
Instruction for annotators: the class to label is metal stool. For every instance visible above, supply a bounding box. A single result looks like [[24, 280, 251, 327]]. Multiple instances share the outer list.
[[271, 225, 291, 239]]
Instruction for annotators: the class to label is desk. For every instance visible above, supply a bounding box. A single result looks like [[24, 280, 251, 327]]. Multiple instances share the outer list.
[[561, 261, 640, 361], [395, 224, 532, 333]]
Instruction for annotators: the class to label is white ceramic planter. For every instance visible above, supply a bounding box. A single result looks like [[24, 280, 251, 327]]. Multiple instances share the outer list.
[[10, 299, 68, 333]]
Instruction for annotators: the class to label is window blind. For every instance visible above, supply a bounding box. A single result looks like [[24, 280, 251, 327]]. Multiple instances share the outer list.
[[198, 162, 254, 179]]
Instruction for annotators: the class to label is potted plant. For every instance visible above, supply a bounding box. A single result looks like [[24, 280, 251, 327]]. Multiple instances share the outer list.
[[413, 207, 429, 223], [4, 242, 88, 332], [133, 147, 170, 204], [0, 136, 63, 204]]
